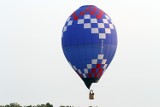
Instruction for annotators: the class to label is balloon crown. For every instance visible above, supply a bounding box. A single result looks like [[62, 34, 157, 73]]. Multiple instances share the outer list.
[[71, 5, 109, 20]]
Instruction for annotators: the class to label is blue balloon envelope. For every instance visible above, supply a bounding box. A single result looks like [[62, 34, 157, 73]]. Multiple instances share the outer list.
[[62, 5, 117, 89]]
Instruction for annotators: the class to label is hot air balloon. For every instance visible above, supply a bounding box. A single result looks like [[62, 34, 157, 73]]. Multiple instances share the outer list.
[[62, 5, 117, 99]]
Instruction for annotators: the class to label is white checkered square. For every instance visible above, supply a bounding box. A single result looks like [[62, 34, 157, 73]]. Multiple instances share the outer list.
[[67, 17, 71, 21], [84, 69, 88, 73], [102, 19, 109, 24], [83, 74, 87, 78], [92, 59, 97, 64], [103, 64, 108, 69], [68, 61, 71, 65], [73, 66, 77, 70], [98, 54, 104, 59], [84, 23, 91, 28], [102, 59, 107, 64], [91, 18, 98, 23], [109, 24, 114, 29], [105, 28, 111, 34], [99, 33, 106, 39], [91, 28, 99, 33], [78, 69, 82, 74], [67, 20, 73, 26], [87, 64, 92, 69], [63, 26, 67, 32], [78, 19, 84, 24], [84, 15, 91, 19], [98, 23, 105, 28]]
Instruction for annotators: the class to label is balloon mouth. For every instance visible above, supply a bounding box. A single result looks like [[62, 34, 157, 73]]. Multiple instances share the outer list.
[[85, 82, 92, 89], [82, 78, 99, 89]]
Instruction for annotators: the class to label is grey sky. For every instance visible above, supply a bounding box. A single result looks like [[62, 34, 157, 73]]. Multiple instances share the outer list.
[[0, 0, 160, 107]]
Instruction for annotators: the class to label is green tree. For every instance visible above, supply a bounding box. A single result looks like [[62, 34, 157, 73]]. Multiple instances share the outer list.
[[26, 105, 32, 107], [5, 105, 10, 107], [10, 103, 21, 107], [40, 104, 45, 107], [46, 103, 53, 107]]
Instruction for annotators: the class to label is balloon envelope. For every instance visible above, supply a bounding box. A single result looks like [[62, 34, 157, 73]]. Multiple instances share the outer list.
[[62, 5, 117, 89]]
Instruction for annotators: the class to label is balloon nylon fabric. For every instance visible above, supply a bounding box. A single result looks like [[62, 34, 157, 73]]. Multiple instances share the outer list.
[[62, 5, 117, 89]]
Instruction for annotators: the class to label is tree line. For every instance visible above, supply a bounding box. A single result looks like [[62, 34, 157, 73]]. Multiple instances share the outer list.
[[0, 103, 53, 107], [0, 103, 96, 107]]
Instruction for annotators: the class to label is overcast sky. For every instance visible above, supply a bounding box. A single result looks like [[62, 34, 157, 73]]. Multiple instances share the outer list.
[[0, 0, 160, 107]]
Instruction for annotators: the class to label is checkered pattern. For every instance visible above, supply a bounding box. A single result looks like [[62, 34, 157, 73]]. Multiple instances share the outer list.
[[70, 65, 87, 78], [69, 54, 108, 78], [63, 17, 73, 32], [86, 54, 108, 78], [77, 14, 114, 39]]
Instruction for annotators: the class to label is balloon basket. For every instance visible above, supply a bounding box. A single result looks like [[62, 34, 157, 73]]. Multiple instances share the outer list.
[[89, 90, 94, 100]]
